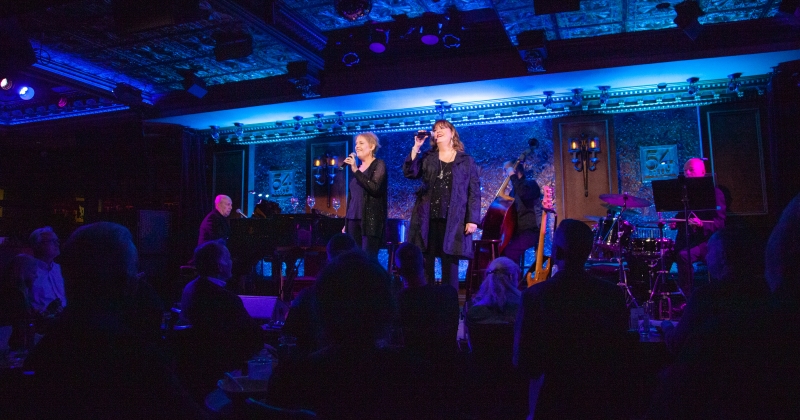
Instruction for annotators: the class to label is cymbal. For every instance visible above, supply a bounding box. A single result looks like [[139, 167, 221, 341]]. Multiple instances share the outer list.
[[584, 215, 603, 223], [599, 193, 651, 208], [601, 203, 641, 214]]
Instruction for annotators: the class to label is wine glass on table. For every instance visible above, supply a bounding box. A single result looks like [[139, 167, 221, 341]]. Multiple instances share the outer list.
[[289, 196, 299, 213], [332, 197, 341, 216], [306, 195, 316, 212]]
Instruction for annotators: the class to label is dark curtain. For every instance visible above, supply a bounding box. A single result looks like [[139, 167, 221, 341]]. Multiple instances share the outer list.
[[179, 129, 210, 258]]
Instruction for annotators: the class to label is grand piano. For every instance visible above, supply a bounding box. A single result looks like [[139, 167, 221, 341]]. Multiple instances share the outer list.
[[228, 214, 345, 301]]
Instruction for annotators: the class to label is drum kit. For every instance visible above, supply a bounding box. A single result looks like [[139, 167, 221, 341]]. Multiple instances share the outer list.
[[587, 193, 679, 311]]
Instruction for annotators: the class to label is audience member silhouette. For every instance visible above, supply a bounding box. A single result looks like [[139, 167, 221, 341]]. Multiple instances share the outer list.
[[0, 254, 37, 350], [649, 196, 800, 419], [28, 226, 66, 316], [660, 227, 769, 355], [514, 219, 629, 420], [23, 222, 206, 419], [281, 234, 358, 358], [395, 242, 459, 361], [267, 251, 437, 419], [467, 256, 521, 324], [176, 240, 263, 401]]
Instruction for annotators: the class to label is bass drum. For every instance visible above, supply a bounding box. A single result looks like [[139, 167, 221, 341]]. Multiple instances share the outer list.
[[629, 238, 674, 259]]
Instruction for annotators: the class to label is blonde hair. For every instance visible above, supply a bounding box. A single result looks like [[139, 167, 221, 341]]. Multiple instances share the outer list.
[[471, 257, 521, 308], [355, 132, 381, 157], [429, 120, 464, 152]]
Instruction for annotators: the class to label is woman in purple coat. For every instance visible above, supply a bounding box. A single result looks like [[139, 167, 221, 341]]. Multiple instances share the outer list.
[[403, 120, 481, 290]]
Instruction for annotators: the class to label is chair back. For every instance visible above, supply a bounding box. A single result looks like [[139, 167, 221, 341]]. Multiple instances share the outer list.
[[466, 321, 516, 365]]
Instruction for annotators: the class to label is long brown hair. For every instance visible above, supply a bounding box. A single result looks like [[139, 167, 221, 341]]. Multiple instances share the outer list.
[[429, 119, 464, 152]]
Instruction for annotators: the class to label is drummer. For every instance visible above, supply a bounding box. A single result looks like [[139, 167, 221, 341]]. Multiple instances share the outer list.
[[668, 158, 726, 302]]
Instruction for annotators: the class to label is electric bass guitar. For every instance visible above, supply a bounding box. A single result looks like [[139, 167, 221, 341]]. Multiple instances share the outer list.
[[526, 185, 555, 287]]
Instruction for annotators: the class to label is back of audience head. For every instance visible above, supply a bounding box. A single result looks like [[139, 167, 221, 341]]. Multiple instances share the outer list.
[[707, 227, 765, 283], [2, 253, 38, 293], [473, 256, 521, 308], [193, 240, 233, 280], [766, 193, 800, 297], [326, 233, 358, 262], [29, 226, 60, 262], [395, 242, 425, 286], [553, 219, 594, 270], [315, 250, 396, 346], [59, 222, 138, 310]]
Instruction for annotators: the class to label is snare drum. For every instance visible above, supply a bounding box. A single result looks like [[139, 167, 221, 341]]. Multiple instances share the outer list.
[[593, 214, 634, 251], [630, 238, 674, 259]]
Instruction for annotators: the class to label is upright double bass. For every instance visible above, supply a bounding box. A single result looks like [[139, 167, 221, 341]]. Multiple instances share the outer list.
[[480, 137, 539, 254]]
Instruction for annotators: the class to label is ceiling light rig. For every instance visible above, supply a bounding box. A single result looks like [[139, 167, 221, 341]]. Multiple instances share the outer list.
[[434, 99, 451, 120], [368, 24, 389, 53], [727, 72, 743, 95], [598, 86, 611, 107], [334, 111, 346, 128], [571, 88, 583, 107], [542, 91, 555, 110], [314, 113, 326, 129], [334, 0, 372, 22], [686, 77, 700, 97]]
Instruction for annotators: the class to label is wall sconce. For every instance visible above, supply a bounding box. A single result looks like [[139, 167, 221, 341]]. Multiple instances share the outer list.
[[313, 153, 340, 186], [293, 116, 303, 131], [313, 152, 340, 208], [234, 122, 244, 139], [569, 133, 601, 197]]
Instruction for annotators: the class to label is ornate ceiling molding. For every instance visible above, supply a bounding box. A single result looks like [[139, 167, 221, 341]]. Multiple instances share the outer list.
[[203, 75, 770, 144]]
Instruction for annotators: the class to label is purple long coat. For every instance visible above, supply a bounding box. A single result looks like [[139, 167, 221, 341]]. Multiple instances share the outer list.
[[403, 150, 481, 259]]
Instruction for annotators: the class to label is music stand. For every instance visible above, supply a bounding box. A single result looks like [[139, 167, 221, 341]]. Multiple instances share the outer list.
[[651, 175, 718, 304]]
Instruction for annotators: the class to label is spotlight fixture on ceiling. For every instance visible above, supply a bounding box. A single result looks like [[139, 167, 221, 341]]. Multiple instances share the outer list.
[[314, 113, 326, 129], [727, 72, 742, 93], [673, 0, 705, 40], [334, 111, 346, 127], [234, 122, 244, 139], [293, 116, 303, 131], [542, 91, 555, 109], [0, 77, 12, 90], [334, 0, 372, 21], [657, 82, 668, 89], [434, 99, 451, 120], [342, 51, 360, 67], [18, 85, 34, 100], [419, 12, 441, 46], [686, 77, 700, 96], [598, 86, 611, 106], [571, 88, 583, 107], [368, 24, 389, 53], [517, 30, 547, 73], [209, 125, 220, 143], [441, 7, 462, 49]]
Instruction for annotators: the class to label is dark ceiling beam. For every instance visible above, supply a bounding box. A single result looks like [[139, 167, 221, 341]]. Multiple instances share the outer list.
[[213, 0, 325, 74], [542, 17, 800, 74], [0, 0, 80, 18]]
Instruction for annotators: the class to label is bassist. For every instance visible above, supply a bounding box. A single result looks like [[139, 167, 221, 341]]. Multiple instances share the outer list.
[[499, 160, 542, 264]]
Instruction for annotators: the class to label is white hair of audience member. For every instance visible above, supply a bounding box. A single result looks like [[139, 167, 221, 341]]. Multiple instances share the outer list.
[[472, 256, 521, 309]]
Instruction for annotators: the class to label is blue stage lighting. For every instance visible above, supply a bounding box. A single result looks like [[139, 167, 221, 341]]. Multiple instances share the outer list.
[[18, 86, 35, 100]]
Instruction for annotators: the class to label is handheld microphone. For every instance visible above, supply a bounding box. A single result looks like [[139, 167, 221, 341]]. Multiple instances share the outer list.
[[340, 153, 356, 168]]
